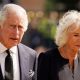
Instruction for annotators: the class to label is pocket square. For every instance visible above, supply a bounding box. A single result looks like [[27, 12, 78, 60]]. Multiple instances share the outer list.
[[29, 70, 34, 77]]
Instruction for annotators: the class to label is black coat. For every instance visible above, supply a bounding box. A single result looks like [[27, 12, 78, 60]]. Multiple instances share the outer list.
[[37, 48, 69, 80]]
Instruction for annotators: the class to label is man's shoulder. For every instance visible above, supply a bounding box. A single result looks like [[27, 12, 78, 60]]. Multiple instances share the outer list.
[[18, 43, 37, 56]]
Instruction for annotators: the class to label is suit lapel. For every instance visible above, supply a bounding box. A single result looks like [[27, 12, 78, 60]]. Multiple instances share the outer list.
[[17, 44, 29, 80]]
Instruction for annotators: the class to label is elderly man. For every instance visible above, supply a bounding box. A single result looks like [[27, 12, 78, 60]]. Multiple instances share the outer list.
[[0, 4, 37, 80]]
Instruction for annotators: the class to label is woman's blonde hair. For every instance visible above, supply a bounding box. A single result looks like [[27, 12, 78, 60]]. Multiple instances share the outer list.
[[55, 10, 80, 47]]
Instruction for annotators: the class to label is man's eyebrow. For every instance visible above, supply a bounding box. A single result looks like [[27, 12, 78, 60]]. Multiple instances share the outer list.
[[73, 33, 80, 34]]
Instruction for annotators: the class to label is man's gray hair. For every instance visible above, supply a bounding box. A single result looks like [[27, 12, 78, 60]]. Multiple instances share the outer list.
[[0, 3, 28, 31]]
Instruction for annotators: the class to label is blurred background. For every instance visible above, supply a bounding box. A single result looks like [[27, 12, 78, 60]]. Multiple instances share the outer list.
[[0, 0, 80, 55]]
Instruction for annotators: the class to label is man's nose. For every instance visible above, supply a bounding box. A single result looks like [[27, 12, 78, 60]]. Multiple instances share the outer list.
[[14, 27, 19, 34], [78, 36, 80, 41]]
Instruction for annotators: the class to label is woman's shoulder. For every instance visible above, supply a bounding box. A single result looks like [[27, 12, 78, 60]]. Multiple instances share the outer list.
[[39, 47, 59, 58], [45, 47, 59, 55]]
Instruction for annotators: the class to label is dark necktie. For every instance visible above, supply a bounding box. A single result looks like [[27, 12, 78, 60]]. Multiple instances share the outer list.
[[0, 65, 4, 80], [5, 50, 13, 80]]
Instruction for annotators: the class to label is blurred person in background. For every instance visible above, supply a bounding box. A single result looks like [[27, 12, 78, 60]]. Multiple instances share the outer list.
[[22, 17, 53, 55], [0, 4, 37, 80], [22, 17, 44, 49], [37, 10, 80, 80]]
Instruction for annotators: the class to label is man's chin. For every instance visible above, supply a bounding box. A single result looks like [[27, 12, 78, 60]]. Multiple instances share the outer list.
[[8, 43, 18, 48]]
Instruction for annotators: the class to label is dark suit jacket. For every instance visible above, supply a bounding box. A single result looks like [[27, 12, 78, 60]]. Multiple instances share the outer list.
[[37, 47, 69, 80], [0, 43, 37, 80]]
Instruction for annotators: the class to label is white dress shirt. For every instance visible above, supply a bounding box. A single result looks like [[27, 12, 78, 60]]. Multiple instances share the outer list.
[[0, 43, 20, 80]]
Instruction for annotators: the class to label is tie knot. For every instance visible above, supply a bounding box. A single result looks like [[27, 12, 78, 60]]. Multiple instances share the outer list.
[[6, 49, 10, 55]]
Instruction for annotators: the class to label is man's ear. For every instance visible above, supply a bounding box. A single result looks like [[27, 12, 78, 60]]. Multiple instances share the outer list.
[[0, 25, 1, 29], [0, 24, 3, 29], [0, 25, 2, 30]]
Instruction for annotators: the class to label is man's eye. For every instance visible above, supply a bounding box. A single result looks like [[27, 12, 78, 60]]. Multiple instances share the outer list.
[[74, 34, 79, 36], [18, 26, 24, 30], [19, 26, 23, 28], [10, 25, 15, 28]]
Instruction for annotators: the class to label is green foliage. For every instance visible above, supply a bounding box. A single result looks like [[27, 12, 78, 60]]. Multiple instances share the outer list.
[[45, 0, 56, 14], [37, 17, 57, 40]]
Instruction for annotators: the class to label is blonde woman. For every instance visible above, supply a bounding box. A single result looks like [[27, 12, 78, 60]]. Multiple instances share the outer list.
[[37, 10, 80, 80]]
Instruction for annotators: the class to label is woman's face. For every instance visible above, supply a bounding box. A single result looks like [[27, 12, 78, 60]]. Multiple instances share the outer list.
[[66, 23, 80, 52]]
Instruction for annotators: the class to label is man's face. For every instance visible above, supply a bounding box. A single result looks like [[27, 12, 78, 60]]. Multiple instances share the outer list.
[[0, 13, 25, 48]]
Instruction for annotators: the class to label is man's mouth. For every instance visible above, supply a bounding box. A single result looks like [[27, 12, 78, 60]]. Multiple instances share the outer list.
[[76, 45, 80, 47], [10, 38, 19, 41]]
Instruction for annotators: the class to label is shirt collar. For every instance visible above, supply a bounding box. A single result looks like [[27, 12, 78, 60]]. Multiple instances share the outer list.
[[10, 46, 18, 54], [0, 42, 17, 54], [0, 43, 7, 54]]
